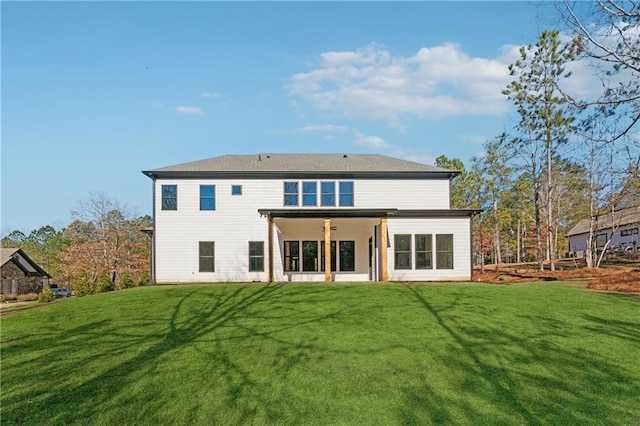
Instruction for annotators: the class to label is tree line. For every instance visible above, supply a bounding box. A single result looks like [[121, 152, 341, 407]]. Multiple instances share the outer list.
[[2, 193, 151, 294], [443, 1, 639, 271]]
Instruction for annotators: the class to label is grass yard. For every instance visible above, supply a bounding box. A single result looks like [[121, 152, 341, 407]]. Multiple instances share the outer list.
[[1, 282, 639, 425]]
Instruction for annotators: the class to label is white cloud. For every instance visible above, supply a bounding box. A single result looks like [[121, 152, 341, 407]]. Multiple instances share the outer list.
[[287, 40, 616, 121], [288, 43, 515, 120], [175, 106, 203, 115], [354, 130, 387, 148], [295, 124, 347, 132], [201, 92, 222, 99]]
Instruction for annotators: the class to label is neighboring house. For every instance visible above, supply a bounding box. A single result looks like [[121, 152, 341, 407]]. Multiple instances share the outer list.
[[142, 154, 480, 283], [1, 248, 50, 294], [566, 206, 640, 255]]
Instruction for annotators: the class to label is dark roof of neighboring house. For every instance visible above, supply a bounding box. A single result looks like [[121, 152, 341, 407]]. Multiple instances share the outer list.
[[1, 248, 51, 277], [142, 154, 458, 179], [566, 206, 640, 237]]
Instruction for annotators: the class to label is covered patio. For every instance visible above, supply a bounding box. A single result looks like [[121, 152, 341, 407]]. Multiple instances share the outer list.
[[259, 209, 396, 282]]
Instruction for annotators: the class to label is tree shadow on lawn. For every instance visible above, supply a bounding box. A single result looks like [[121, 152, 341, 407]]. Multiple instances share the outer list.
[[1, 284, 349, 425], [399, 285, 640, 425]]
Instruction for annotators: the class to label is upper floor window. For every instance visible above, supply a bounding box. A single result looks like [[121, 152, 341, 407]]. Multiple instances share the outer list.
[[339, 181, 354, 206], [284, 182, 299, 206], [200, 185, 216, 210], [161, 185, 177, 210], [621, 228, 638, 237], [321, 182, 336, 206], [232, 185, 242, 196], [302, 182, 317, 206]]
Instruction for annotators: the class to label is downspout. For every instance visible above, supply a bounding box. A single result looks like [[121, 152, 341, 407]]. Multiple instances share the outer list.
[[151, 178, 157, 285]]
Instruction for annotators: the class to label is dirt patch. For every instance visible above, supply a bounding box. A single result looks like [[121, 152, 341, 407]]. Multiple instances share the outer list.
[[473, 261, 640, 294]]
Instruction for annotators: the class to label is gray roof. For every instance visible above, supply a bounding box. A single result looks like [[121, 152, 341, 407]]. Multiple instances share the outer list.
[[1, 248, 20, 266], [566, 206, 640, 237], [1, 247, 50, 277], [143, 154, 456, 177]]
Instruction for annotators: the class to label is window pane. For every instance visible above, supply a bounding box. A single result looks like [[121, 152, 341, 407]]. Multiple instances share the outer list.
[[284, 195, 298, 206], [436, 234, 453, 269], [161, 185, 177, 210], [232, 185, 242, 195], [302, 241, 318, 271], [284, 241, 299, 272], [339, 181, 354, 206], [200, 198, 215, 210], [339, 241, 355, 271], [320, 241, 337, 272], [302, 182, 317, 206], [284, 182, 298, 193], [394, 235, 411, 269], [200, 185, 215, 211], [249, 241, 264, 272], [321, 182, 336, 206], [200, 185, 214, 197], [199, 242, 215, 272], [284, 182, 299, 206]]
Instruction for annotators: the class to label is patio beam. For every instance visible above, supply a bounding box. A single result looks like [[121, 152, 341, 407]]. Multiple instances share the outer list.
[[324, 218, 331, 282], [268, 216, 274, 283], [380, 217, 388, 282]]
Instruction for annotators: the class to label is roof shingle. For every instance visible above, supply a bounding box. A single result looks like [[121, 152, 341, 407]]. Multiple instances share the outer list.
[[143, 154, 455, 175]]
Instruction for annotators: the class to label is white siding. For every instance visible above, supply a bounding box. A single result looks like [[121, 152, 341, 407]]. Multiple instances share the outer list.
[[154, 179, 276, 283], [386, 217, 472, 281], [152, 177, 462, 283], [355, 179, 450, 209]]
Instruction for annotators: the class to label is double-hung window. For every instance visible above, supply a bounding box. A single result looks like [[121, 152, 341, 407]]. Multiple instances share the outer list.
[[435, 234, 453, 269], [394, 235, 411, 269], [320, 240, 337, 272], [284, 241, 300, 271], [302, 241, 319, 271], [302, 182, 317, 206], [415, 234, 433, 269], [200, 185, 216, 210], [284, 182, 299, 206], [161, 185, 177, 210], [199, 242, 215, 272], [321, 182, 336, 206], [339, 181, 354, 206], [248, 241, 264, 272], [339, 241, 355, 271]]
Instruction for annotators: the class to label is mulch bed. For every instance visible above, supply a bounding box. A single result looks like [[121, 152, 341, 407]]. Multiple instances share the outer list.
[[473, 265, 640, 294]]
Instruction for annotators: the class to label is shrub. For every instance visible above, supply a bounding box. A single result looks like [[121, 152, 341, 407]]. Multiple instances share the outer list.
[[137, 272, 150, 287], [74, 276, 95, 297], [37, 288, 56, 304], [119, 271, 135, 289], [96, 273, 115, 293]]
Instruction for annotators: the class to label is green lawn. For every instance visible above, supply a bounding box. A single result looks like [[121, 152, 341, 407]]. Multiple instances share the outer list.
[[1, 282, 639, 425]]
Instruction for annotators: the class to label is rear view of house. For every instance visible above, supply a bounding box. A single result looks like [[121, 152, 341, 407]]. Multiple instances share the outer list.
[[142, 154, 478, 283]]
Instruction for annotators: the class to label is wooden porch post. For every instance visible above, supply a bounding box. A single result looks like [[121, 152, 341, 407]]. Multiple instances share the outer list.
[[324, 218, 331, 282], [268, 216, 274, 283], [380, 217, 388, 282]]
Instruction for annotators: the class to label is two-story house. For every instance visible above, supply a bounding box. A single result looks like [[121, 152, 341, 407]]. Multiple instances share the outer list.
[[142, 154, 479, 283]]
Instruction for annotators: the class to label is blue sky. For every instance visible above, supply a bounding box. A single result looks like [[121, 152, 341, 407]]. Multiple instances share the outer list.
[[2, 1, 569, 233]]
